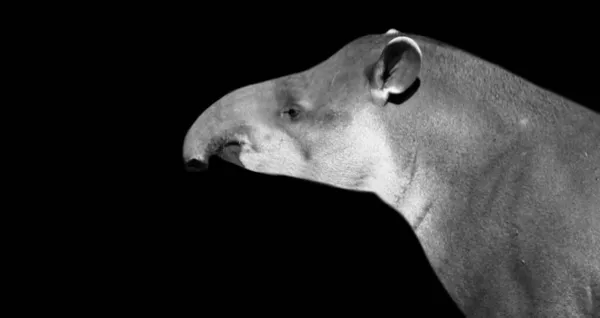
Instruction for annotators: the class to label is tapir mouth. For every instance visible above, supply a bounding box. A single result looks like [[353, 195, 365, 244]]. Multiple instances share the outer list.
[[218, 140, 245, 168], [184, 138, 245, 172]]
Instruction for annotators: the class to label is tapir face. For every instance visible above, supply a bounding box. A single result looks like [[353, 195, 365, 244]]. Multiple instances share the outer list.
[[184, 31, 423, 211]]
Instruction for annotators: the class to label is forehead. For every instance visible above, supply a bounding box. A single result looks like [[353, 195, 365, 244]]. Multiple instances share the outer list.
[[272, 35, 392, 108]]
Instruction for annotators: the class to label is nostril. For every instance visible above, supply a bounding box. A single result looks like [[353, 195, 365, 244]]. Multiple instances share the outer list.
[[185, 158, 209, 172]]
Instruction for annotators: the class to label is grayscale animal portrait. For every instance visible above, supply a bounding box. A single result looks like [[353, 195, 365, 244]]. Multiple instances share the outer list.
[[184, 29, 600, 317]]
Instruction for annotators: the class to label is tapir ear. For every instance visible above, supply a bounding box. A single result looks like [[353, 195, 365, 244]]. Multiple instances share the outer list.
[[372, 36, 422, 100]]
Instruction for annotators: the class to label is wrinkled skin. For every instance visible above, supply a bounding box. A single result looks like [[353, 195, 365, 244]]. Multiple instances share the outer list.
[[184, 30, 600, 317]]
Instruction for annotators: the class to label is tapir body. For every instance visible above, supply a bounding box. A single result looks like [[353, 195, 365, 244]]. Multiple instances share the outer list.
[[184, 30, 600, 317]]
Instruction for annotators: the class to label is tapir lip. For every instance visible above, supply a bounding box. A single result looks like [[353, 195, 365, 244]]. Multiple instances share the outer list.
[[218, 141, 245, 168]]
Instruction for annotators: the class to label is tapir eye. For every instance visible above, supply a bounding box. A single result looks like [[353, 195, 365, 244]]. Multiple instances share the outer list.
[[282, 107, 302, 121]]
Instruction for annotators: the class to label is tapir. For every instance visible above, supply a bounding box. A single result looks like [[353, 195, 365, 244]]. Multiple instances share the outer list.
[[183, 29, 600, 317]]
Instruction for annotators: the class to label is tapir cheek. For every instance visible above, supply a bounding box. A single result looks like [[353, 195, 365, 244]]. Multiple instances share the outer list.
[[305, 144, 364, 186], [238, 138, 306, 177]]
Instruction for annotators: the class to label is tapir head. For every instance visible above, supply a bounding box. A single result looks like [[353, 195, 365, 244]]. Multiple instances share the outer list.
[[183, 30, 424, 211]]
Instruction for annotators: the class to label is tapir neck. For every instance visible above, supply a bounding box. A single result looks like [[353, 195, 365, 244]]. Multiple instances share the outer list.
[[347, 108, 440, 230]]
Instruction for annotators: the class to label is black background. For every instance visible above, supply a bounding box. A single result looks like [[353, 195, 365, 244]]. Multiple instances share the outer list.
[[122, 6, 598, 317]]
